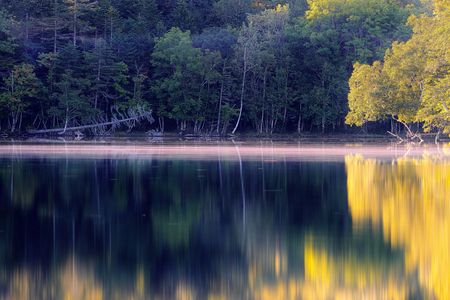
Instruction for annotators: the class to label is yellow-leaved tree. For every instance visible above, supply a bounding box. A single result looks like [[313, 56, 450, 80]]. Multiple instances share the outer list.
[[346, 0, 450, 139]]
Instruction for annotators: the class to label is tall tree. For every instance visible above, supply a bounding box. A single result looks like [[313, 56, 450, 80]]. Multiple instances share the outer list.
[[44, 44, 94, 131], [193, 27, 237, 133], [151, 27, 221, 132], [0, 64, 40, 132], [0, 10, 17, 79], [84, 39, 129, 112], [346, 0, 450, 138], [288, 0, 410, 132], [64, 0, 99, 46]]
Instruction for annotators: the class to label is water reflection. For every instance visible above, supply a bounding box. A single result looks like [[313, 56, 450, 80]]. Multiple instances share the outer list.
[[0, 150, 448, 299], [346, 155, 450, 299]]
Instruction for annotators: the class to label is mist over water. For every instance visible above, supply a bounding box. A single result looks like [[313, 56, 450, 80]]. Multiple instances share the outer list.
[[0, 144, 449, 299]]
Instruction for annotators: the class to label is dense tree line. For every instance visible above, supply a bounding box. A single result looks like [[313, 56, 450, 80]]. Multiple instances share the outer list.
[[0, 0, 439, 135]]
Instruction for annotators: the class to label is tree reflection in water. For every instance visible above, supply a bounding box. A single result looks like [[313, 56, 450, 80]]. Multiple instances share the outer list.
[[346, 155, 450, 299], [0, 152, 448, 299]]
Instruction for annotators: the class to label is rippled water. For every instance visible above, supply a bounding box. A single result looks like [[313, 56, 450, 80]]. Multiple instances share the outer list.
[[0, 142, 449, 300]]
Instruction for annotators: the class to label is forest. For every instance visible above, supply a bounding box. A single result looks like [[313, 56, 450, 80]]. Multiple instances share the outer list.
[[0, 0, 448, 136]]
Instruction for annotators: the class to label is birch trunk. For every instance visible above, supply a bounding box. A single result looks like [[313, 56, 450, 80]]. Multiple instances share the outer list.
[[232, 46, 247, 134]]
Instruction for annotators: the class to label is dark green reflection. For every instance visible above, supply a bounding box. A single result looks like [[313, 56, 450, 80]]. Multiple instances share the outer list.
[[0, 157, 409, 299]]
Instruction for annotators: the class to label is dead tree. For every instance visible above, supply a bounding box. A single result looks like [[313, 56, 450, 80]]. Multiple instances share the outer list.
[[28, 105, 154, 135], [387, 116, 424, 144]]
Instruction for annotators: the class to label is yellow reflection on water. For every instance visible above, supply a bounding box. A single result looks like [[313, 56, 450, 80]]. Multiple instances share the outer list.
[[300, 236, 407, 300], [346, 155, 450, 299], [7, 257, 103, 300], [242, 234, 407, 300]]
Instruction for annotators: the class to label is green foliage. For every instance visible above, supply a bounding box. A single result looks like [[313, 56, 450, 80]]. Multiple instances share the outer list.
[[346, 0, 450, 135], [415, 2, 450, 134], [0, 64, 40, 132], [233, 4, 291, 133], [0, 0, 442, 135], [287, 0, 410, 132], [151, 27, 221, 130], [43, 44, 97, 127], [0, 10, 17, 77], [418, 74, 450, 133], [213, 0, 255, 27], [84, 39, 130, 110], [346, 61, 390, 126]]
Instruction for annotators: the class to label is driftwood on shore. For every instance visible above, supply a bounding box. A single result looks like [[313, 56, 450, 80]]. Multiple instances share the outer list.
[[28, 106, 154, 135]]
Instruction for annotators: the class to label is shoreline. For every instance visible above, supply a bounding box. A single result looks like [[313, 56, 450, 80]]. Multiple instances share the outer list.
[[1, 132, 448, 145]]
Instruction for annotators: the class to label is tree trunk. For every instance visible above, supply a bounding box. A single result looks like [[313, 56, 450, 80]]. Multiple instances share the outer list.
[[25, 13, 29, 43], [9, 72, 16, 133], [321, 115, 325, 134], [95, 58, 101, 109], [260, 67, 267, 134], [297, 113, 301, 134], [18, 112, 23, 133], [435, 130, 441, 144], [388, 116, 424, 143], [110, 14, 113, 45], [232, 46, 247, 134], [28, 112, 152, 134], [159, 116, 165, 133], [259, 109, 264, 134], [63, 105, 69, 134], [73, 0, 77, 46], [216, 61, 226, 133], [282, 68, 289, 131]]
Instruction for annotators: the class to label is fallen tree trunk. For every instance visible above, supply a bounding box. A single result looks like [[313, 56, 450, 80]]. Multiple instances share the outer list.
[[387, 130, 405, 142], [28, 106, 153, 135]]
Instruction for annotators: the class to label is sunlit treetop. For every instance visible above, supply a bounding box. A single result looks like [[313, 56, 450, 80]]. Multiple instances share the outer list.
[[306, 0, 345, 19], [305, 0, 413, 19], [433, 0, 450, 13]]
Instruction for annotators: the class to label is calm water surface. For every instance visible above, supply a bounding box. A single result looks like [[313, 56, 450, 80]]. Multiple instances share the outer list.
[[0, 142, 449, 300]]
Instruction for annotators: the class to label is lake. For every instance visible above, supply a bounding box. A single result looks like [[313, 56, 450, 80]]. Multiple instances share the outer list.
[[0, 141, 449, 300]]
